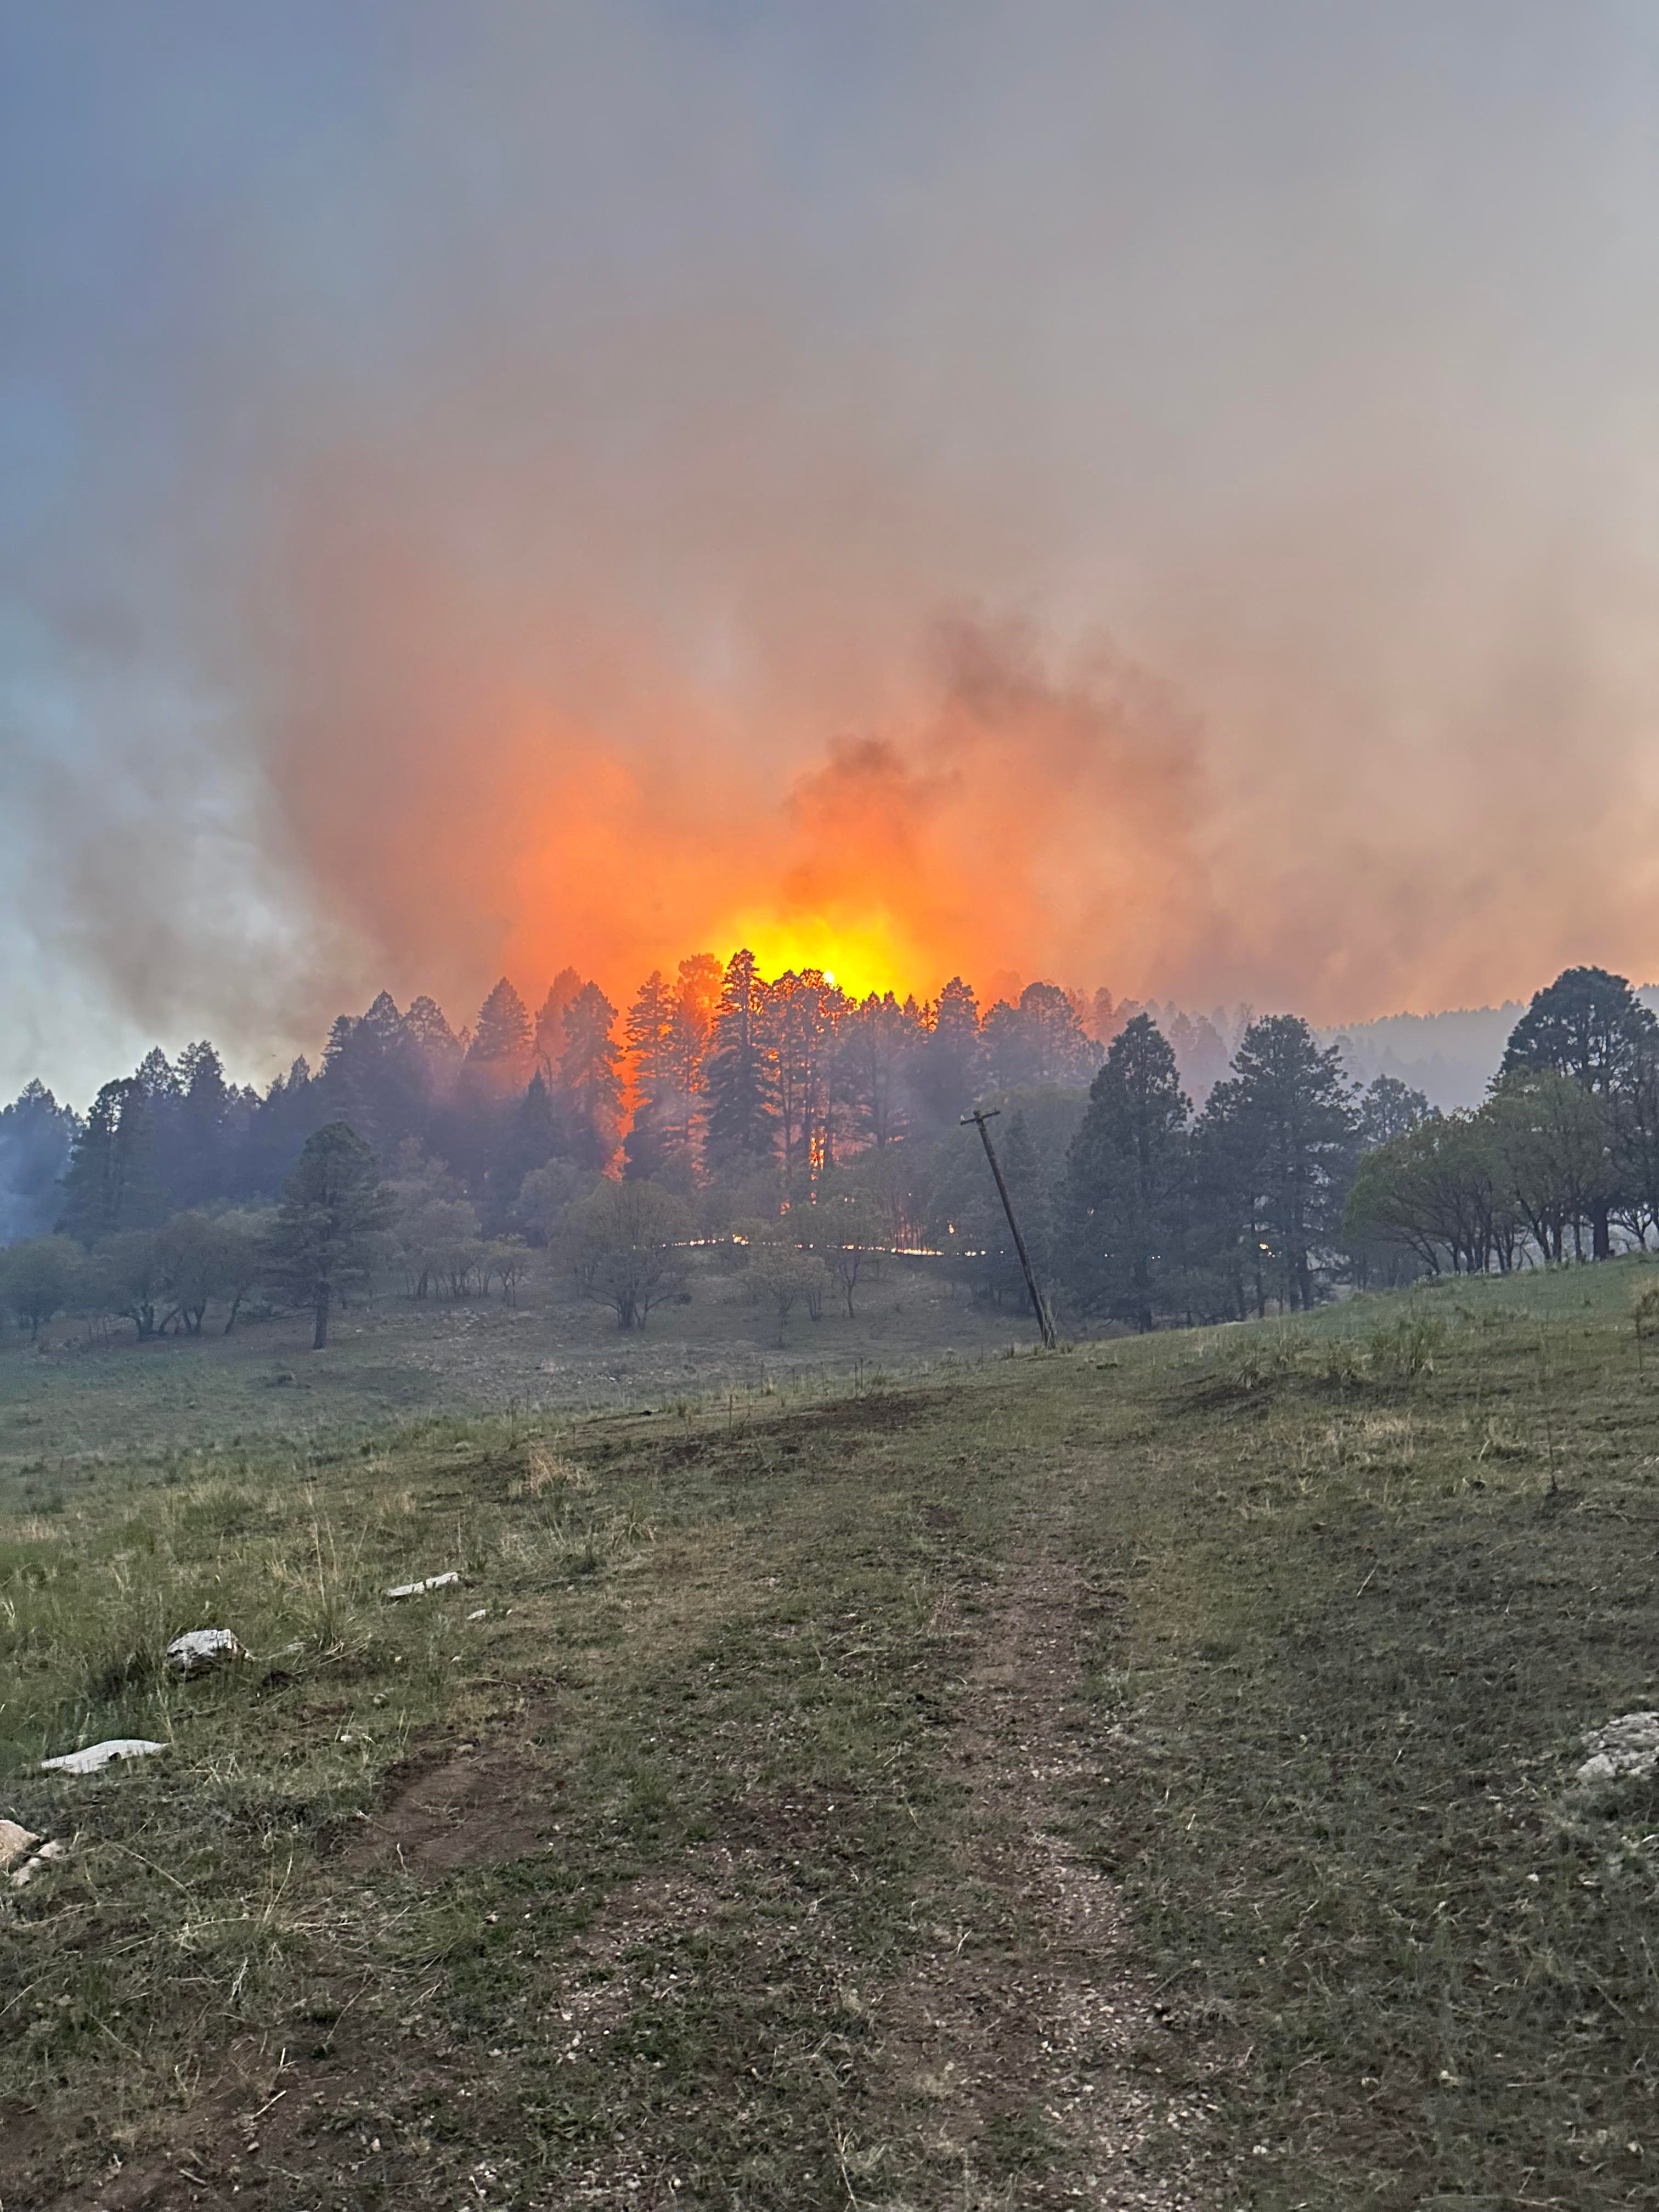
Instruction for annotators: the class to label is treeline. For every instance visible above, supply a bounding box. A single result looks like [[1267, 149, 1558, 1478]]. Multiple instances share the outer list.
[[2, 957, 1654, 1345], [0, 963, 1236, 1246], [1347, 966, 1659, 1274]]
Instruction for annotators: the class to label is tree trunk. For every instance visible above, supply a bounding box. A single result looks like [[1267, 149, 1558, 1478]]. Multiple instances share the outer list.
[[1593, 1206, 1612, 1261], [313, 1283, 330, 1350]]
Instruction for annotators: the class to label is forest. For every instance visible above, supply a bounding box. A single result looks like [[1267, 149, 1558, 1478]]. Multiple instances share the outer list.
[[1, 955, 1656, 1346]]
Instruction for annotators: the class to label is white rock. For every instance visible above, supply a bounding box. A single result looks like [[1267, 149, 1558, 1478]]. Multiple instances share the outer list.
[[466, 1607, 487, 1622], [10, 1839, 69, 1889], [1576, 1711, 1659, 1787], [383, 1571, 462, 1601], [165, 1627, 249, 1678], [41, 1739, 167, 1776], [0, 1819, 41, 1875]]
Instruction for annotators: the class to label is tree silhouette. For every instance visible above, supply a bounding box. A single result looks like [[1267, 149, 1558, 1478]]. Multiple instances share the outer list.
[[1203, 1015, 1357, 1312], [557, 981, 623, 1169], [704, 950, 779, 1176], [268, 1121, 394, 1348], [466, 979, 535, 1091], [1064, 1013, 1190, 1329], [1502, 967, 1655, 1257]]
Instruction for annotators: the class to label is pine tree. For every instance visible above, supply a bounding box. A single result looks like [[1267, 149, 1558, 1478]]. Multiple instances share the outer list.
[[466, 979, 535, 1090], [171, 1041, 232, 1209], [623, 971, 679, 1180], [1358, 1074, 1431, 1148], [841, 992, 919, 1150], [910, 975, 981, 1133], [0, 1081, 77, 1241], [981, 981, 1097, 1090], [404, 995, 463, 1081], [1063, 1014, 1190, 1329], [489, 1071, 565, 1222], [58, 1078, 163, 1244], [1201, 1015, 1358, 1312], [268, 1121, 395, 1348], [703, 950, 778, 1176], [771, 971, 840, 1193], [667, 953, 724, 1164], [534, 968, 583, 1077], [1500, 966, 1656, 1257], [557, 981, 623, 1169]]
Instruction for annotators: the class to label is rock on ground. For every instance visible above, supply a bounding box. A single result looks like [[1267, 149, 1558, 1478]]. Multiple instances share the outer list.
[[384, 1571, 462, 1600], [0, 1819, 41, 1875], [41, 1739, 167, 1776], [1576, 1711, 1659, 1786], [165, 1627, 249, 1677]]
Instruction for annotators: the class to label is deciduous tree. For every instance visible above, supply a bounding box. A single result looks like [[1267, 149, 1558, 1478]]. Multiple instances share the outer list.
[[564, 1180, 691, 1329]]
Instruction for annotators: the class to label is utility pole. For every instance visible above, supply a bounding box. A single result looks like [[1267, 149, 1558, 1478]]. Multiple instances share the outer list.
[[962, 1108, 1057, 1349]]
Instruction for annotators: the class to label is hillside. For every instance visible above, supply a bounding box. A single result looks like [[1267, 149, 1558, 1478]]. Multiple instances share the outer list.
[[3, 1261, 1657, 2208], [1328, 985, 1659, 1109]]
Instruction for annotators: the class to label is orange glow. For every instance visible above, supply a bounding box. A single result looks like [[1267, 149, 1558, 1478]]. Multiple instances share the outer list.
[[705, 910, 926, 1001], [262, 484, 1659, 1035], [438, 631, 1208, 1021]]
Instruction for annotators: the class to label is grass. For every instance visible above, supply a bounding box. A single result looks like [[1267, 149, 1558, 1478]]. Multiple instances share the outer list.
[[0, 1250, 1040, 1485], [2, 1254, 1658, 2205]]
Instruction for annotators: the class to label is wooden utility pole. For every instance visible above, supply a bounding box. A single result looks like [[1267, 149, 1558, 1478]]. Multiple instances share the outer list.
[[962, 1108, 1057, 1349]]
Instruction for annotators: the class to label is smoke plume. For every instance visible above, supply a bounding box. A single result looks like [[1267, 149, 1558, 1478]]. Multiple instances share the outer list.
[[4, 4, 1659, 1099]]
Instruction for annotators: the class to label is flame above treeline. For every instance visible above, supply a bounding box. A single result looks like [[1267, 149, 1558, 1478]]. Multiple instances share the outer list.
[[322, 949, 1241, 1119], [15, 5, 1659, 1124], [289, 618, 1209, 1039]]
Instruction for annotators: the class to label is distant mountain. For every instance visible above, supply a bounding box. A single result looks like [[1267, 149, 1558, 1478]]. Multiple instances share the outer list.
[[1321, 988, 1659, 1111]]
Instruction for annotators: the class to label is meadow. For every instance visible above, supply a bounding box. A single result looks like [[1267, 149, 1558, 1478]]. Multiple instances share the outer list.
[[2, 1256, 1657, 2208], [0, 1252, 1035, 1484]]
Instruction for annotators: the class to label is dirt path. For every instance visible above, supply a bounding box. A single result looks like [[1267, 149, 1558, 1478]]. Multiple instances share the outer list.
[[860, 1544, 1229, 2209], [25, 1499, 1232, 2212]]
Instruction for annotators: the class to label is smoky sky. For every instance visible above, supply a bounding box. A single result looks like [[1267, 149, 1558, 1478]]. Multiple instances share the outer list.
[[5, 2, 1659, 1104]]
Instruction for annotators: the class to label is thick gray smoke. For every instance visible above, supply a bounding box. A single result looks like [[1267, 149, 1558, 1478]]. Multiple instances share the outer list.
[[4, 4, 1659, 1104]]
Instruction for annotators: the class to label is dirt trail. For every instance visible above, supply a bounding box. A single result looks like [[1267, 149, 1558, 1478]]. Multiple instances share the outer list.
[[863, 1544, 1229, 2209], [24, 1513, 1232, 2211]]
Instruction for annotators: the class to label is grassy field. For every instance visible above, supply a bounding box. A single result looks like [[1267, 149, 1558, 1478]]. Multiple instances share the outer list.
[[0, 1252, 1038, 1484], [3, 1256, 1658, 2207]]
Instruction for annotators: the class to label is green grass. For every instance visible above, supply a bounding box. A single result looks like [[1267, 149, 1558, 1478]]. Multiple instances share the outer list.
[[3, 1255, 1658, 2205], [0, 1250, 1037, 1485]]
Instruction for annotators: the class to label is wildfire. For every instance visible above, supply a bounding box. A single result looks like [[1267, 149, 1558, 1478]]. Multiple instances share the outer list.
[[703, 907, 935, 1002]]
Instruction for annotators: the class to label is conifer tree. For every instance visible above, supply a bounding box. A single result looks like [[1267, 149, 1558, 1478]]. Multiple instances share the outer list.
[[771, 970, 841, 1193], [911, 975, 981, 1132], [1500, 966, 1657, 1257], [404, 995, 463, 1080], [172, 1041, 232, 1209], [557, 981, 623, 1169], [842, 991, 919, 1150], [1063, 1013, 1190, 1329], [703, 949, 778, 1176], [59, 1078, 162, 1244], [623, 970, 679, 1180], [0, 1081, 77, 1241], [466, 979, 535, 1089], [667, 953, 724, 1163], [534, 968, 583, 1077], [490, 1071, 564, 1220], [1200, 1014, 1357, 1312], [268, 1121, 395, 1348]]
